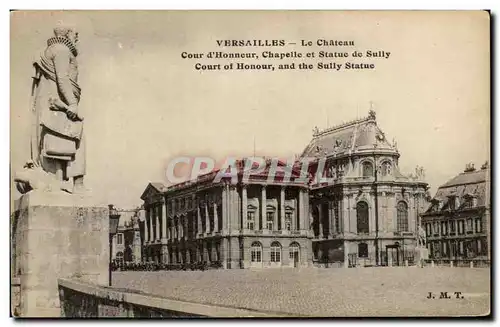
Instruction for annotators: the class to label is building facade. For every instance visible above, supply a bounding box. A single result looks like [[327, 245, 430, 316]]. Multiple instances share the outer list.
[[141, 163, 312, 269], [110, 208, 143, 266], [141, 110, 430, 268], [303, 110, 429, 267], [421, 162, 490, 261]]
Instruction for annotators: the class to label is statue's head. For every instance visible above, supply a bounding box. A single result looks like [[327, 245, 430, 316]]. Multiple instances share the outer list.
[[53, 24, 79, 46]]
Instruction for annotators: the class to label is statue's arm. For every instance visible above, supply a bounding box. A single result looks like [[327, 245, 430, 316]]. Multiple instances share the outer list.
[[51, 44, 78, 112]]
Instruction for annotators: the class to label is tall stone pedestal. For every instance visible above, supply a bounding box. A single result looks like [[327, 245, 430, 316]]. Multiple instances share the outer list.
[[11, 191, 109, 317]]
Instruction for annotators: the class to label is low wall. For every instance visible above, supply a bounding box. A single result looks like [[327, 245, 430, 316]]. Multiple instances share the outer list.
[[58, 278, 287, 317]]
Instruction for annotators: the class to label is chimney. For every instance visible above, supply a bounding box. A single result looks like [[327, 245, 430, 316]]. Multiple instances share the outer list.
[[464, 163, 476, 172]]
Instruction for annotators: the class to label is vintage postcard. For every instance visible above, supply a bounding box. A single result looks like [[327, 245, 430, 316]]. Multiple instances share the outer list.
[[10, 10, 490, 318]]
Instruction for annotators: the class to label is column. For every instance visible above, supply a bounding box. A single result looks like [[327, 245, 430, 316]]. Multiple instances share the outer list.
[[298, 189, 304, 231], [162, 201, 168, 241], [180, 216, 184, 239], [144, 207, 150, 242], [205, 204, 210, 233], [242, 185, 248, 230], [230, 186, 239, 231], [214, 202, 219, 232], [280, 187, 285, 231], [291, 197, 297, 231], [197, 206, 202, 236], [261, 185, 267, 230], [222, 185, 228, 232], [150, 207, 155, 241], [343, 196, 350, 233], [155, 205, 160, 241], [318, 204, 324, 238], [329, 201, 335, 236], [304, 190, 310, 232]]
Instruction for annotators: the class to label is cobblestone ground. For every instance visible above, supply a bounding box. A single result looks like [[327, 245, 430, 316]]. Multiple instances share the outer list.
[[112, 267, 490, 317]]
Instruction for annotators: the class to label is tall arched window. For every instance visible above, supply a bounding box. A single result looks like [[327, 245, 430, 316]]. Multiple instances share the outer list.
[[356, 201, 369, 234], [250, 242, 262, 263], [397, 201, 409, 232], [289, 242, 300, 264], [270, 241, 282, 263]]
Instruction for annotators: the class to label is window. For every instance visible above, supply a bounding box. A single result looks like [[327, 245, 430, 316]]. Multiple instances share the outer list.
[[184, 218, 189, 238], [266, 211, 274, 230], [285, 212, 292, 231], [247, 211, 255, 230], [442, 241, 448, 256], [250, 242, 262, 262], [458, 220, 464, 235], [459, 241, 464, 255], [270, 241, 281, 263], [466, 218, 473, 233], [209, 208, 214, 232], [396, 201, 409, 232], [475, 218, 482, 233], [448, 196, 456, 211], [289, 242, 300, 260], [433, 222, 439, 235], [356, 201, 369, 234], [450, 220, 456, 234], [358, 243, 368, 258], [441, 221, 447, 236], [362, 161, 374, 177], [117, 233, 123, 245]]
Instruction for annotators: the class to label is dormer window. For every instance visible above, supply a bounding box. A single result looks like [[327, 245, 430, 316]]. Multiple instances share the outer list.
[[448, 195, 459, 211], [463, 194, 477, 208]]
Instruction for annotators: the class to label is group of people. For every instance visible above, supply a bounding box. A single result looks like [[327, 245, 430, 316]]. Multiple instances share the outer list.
[[110, 261, 223, 272]]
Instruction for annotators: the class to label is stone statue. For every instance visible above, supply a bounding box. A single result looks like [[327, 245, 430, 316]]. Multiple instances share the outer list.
[[312, 126, 320, 136], [15, 25, 87, 194], [417, 225, 426, 247], [413, 165, 425, 180]]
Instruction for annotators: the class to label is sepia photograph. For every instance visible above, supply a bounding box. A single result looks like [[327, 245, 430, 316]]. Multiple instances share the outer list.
[[9, 10, 491, 318]]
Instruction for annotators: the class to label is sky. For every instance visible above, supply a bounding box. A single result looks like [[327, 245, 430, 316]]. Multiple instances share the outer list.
[[10, 10, 490, 208]]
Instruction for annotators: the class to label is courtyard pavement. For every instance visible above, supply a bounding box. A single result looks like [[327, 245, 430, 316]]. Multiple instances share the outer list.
[[112, 267, 490, 317]]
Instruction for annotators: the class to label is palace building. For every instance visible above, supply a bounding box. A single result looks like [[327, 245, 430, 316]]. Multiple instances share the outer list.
[[141, 110, 430, 268], [140, 162, 311, 269], [303, 110, 429, 267], [421, 162, 490, 261]]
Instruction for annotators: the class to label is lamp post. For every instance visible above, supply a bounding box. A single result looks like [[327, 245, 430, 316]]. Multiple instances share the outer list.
[[108, 205, 121, 287]]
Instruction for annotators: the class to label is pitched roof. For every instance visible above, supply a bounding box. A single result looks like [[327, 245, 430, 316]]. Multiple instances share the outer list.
[[301, 110, 397, 158], [426, 165, 489, 212], [140, 182, 167, 200], [150, 182, 168, 192], [440, 169, 486, 188]]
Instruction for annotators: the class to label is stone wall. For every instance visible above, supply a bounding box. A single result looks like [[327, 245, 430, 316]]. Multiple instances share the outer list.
[[58, 278, 282, 317]]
